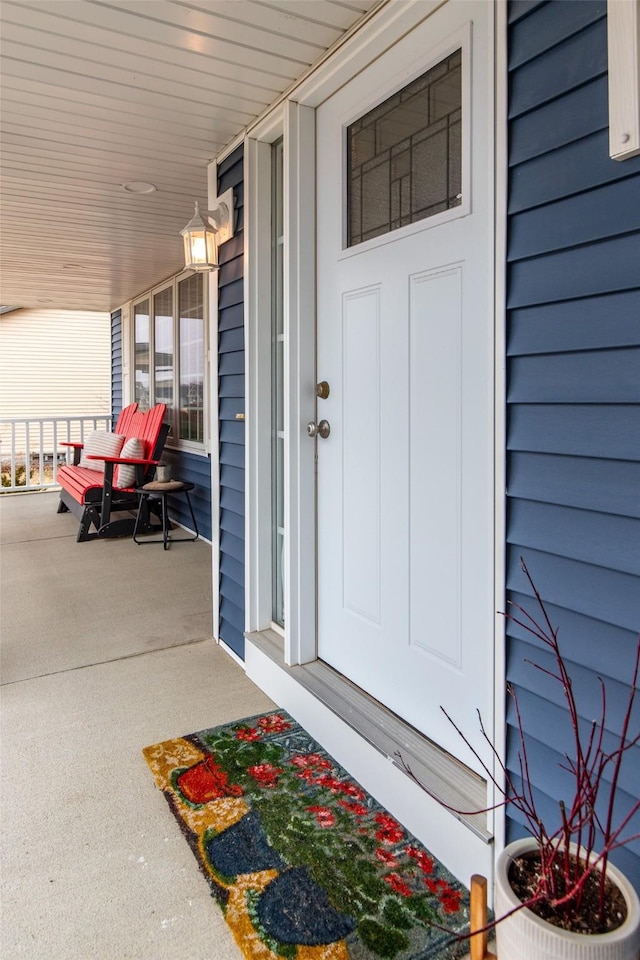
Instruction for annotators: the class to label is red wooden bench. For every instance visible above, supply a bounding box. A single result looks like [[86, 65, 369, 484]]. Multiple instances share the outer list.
[[57, 403, 170, 542]]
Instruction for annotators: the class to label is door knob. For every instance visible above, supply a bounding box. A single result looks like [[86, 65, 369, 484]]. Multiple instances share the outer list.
[[307, 420, 331, 439], [315, 380, 330, 399]]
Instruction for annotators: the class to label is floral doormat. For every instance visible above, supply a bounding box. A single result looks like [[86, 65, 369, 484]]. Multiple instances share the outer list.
[[143, 710, 471, 960]]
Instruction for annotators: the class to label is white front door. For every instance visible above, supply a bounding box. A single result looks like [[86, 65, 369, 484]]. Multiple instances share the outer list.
[[316, 0, 495, 769]]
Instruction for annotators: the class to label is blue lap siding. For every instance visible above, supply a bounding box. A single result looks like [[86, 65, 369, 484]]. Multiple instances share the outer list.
[[216, 146, 246, 659], [506, 0, 640, 890], [155, 447, 212, 542]]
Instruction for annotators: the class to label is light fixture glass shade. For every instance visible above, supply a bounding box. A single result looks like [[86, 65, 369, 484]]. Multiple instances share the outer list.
[[180, 201, 218, 271]]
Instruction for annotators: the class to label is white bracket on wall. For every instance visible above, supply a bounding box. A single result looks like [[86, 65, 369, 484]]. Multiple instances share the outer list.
[[608, 0, 640, 160], [208, 187, 235, 244]]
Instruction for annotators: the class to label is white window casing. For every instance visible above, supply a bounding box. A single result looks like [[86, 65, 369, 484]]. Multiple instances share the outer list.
[[128, 270, 209, 454]]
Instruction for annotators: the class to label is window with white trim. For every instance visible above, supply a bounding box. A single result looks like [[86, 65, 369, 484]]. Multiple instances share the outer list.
[[131, 271, 207, 450]]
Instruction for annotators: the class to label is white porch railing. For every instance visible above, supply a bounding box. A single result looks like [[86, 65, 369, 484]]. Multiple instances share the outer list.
[[0, 415, 112, 493]]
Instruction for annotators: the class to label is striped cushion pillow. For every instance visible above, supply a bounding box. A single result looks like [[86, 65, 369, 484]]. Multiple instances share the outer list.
[[79, 431, 125, 469], [114, 438, 144, 488]]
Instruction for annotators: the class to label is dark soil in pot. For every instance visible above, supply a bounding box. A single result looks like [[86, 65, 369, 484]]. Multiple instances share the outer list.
[[508, 850, 628, 935]]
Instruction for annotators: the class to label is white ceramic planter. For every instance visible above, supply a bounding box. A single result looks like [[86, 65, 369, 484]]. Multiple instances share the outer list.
[[495, 839, 640, 960]]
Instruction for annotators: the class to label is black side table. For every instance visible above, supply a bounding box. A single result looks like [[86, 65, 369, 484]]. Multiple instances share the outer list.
[[133, 480, 199, 550]]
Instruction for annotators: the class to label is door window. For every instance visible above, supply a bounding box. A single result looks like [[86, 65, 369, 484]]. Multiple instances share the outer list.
[[347, 50, 462, 247]]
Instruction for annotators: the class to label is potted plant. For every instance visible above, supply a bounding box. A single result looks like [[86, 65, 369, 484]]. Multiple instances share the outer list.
[[398, 560, 640, 959]]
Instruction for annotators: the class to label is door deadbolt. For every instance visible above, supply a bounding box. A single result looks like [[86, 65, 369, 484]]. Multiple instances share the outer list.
[[315, 380, 330, 400], [307, 419, 331, 439]]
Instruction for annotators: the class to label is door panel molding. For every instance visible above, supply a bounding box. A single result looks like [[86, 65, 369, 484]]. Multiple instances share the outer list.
[[409, 264, 463, 666], [342, 285, 382, 624]]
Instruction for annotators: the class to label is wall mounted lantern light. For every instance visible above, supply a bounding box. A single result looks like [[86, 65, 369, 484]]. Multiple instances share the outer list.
[[180, 188, 235, 271]]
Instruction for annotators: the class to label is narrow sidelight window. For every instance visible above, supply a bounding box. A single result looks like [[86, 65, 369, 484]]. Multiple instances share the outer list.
[[272, 138, 285, 628]]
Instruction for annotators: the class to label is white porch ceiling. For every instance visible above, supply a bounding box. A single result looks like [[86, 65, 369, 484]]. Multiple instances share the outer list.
[[0, 0, 379, 312]]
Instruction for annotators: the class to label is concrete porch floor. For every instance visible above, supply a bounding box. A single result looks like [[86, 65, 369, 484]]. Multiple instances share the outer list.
[[0, 491, 482, 960], [0, 490, 275, 960]]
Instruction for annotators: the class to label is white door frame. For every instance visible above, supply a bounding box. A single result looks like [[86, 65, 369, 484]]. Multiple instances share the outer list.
[[242, 0, 508, 681], [242, 103, 317, 665], [282, 100, 317, 665], [241, 0, 508, 881]]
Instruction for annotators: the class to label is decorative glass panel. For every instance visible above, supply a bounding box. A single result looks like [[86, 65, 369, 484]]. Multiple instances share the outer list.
[[178, 274, 204, 443], [154, 287, 174, 409], [347, 50, 462, 246], [134, 300, 150, 410]]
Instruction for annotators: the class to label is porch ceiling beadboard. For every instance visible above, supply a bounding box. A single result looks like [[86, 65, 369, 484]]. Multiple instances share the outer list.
[[0, 0, 379, 312], [506, 0, 640, 890]]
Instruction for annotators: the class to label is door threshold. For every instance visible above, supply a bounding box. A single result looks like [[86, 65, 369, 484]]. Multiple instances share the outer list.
[[246, 629, 492, 843]]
